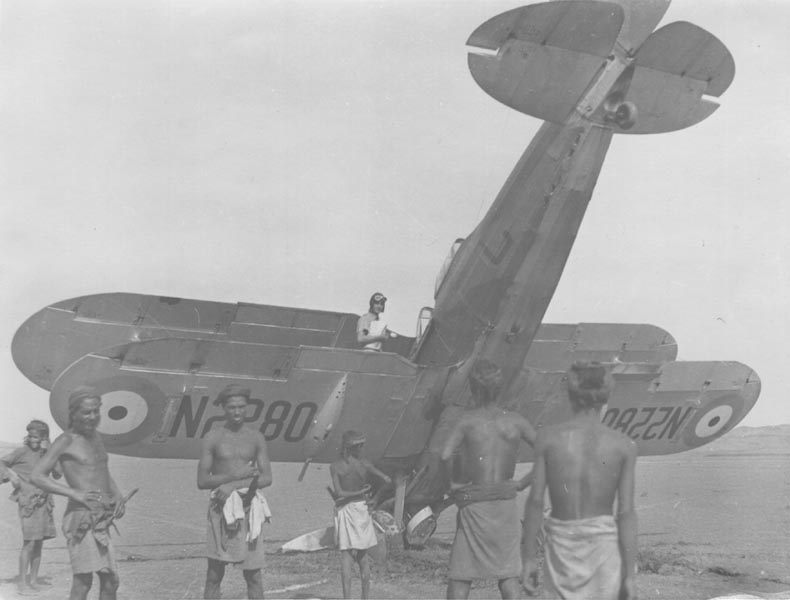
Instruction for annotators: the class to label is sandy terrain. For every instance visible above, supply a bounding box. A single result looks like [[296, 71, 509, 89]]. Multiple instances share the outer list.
[[0, 427, 788, 600]]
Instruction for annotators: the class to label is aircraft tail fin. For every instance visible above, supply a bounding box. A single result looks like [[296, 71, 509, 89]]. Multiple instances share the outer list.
[[603, 21, 735, 134], [468, 3, 733, 134], [467, 1, 626, 124]]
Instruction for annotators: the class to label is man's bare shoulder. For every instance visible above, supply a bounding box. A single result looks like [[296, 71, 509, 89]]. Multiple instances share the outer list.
[[51, 431, 75, 448], [499, 409, 533, 427], [202, 428, 221, 441], [603, 425, 637, 456]]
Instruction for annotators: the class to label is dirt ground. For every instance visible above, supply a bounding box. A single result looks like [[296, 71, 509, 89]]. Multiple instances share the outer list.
[[0, 431, 788, 599]]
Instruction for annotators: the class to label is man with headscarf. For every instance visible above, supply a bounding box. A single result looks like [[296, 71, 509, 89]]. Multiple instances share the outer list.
[[441, 358, 537, 600], [356, 292, 393, 351], [330, 430, 391, 599], [197, 384, 272, 600], [1, 419, 61, 594], [31, 387, 128, 600], [521, 361, 637, 600]]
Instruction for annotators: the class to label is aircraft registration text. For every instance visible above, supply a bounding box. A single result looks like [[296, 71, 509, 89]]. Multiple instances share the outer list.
[[168, 395, 318, 441], [602, 406, 694, 441]]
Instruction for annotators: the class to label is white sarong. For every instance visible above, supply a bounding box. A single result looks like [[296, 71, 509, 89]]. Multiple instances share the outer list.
[[334, 500, 377, 551], [543, 514, 621, 600]]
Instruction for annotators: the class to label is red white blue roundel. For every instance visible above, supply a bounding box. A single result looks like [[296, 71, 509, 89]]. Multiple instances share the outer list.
[[683, 395, 744, 448]]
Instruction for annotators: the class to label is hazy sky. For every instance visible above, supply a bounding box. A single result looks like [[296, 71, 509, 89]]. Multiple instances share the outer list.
[[1, 0, 788, 443]]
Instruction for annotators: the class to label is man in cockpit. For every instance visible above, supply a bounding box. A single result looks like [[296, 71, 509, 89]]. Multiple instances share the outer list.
[[356, 292, 392, 351]]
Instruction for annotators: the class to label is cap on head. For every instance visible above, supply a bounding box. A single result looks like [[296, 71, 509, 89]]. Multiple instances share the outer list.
[[468, 358, 503, 403], [67, 386, 101, 428], [214, 384, 252, 407], [26, 419, 49, 439], [68, 386, 101, 412], [566, 361, 613, 409], [342, 430, 366, 449], [369, 292, 387, 310]]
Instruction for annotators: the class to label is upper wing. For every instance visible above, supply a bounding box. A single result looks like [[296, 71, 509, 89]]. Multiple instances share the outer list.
[[13, 293, 676, 391]]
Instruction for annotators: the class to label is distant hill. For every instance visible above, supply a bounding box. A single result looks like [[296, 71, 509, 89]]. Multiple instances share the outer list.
[[691, 424, 790, 455]]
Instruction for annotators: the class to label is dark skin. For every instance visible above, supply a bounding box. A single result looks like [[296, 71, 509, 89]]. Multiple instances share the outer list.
[[330, 442, 391, 600], [441, 377, 536, 600], [1, 430, 62, 594], [521, 405, 637, 599], [196, 395, 272, 600], [30, 397, 125, 600]]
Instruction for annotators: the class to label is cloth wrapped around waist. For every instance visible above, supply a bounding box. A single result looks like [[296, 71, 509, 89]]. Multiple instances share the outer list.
[[11, 480, 52, 518], [210, 487, 271, 543], [543, 514, 621, 600], [64, 498, 117, 547], [334, 500, 378, 551], [451, 481, 518, 509]]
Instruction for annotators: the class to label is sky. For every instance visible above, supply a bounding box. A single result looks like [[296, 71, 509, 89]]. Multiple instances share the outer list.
[[0, 0, 788, 444]]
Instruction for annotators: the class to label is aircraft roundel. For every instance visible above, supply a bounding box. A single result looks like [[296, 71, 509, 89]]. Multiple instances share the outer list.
[[80, 375, 166, 447], [683, 395, 744, 448]]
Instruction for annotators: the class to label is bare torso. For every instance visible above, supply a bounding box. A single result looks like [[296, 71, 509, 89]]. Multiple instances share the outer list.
[[205, 427, 260, 487], [543, 421, 631, 520], [58, 432, 113, 496], [454, 407, 531, 486], [331, 456, 369, 493]]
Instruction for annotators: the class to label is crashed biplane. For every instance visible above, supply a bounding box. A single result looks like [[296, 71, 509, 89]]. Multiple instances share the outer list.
[[12, 0, 759, 543]]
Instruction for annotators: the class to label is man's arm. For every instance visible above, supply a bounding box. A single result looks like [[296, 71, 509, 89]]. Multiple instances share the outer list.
[[440, 419, 466, 463], [521, 433, 547, 595], [516, 415, 538, 490], [356, 315, 388, 345], [30, 434, 94, 506], [617, 440, 638, 600], [196, 434, 255, 490], [330, 463, 369, 499], [0, 449, 22, 487], [362, 459, 392, 486], [255, 433, 273, 489]]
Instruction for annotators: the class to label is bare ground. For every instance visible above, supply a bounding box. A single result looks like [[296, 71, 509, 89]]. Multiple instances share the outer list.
[[0, 436, 788, 599]]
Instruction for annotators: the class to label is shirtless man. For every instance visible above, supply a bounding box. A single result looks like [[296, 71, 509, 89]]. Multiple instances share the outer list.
[[330, 430, 391, 599], [441, 358, 536, 600], [1, 420, 61, 595], [30, 387, 127, 600], [197, 384, 272, 600], [521, 361, 637, 600]]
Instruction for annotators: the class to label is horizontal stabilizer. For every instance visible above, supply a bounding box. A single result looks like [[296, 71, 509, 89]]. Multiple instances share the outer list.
[[512, 360, 760, 458], [467, 1, 624, 123], [603, 21, 735, 134]]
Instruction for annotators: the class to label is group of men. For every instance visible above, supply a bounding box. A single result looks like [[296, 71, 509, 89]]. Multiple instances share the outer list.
[[2, 291, 637, 600], [441, 358, 637, 600], [15, 383, 273, 600]]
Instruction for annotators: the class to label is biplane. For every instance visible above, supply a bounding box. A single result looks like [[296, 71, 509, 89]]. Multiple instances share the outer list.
[[12, 0, 759, 542]]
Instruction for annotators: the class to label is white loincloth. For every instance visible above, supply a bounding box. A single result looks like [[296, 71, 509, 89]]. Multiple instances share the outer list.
[[543, 514, 622, 600], [334, 500, 378, 551]]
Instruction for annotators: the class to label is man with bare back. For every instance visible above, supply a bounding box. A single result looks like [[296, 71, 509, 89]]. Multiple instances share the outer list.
[[441, 358, 536, 600], [330, 430, 391, 599], [30, 387, 128, 600], [197, 384, 273, 600], [521, 361, 637, 600]]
